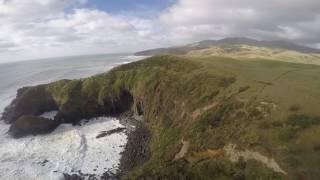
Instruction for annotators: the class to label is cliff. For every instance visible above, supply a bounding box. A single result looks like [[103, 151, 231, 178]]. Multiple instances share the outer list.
[[2, 55, 320, 179]]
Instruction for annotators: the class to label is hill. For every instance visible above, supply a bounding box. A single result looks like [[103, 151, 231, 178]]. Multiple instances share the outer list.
[[135, 37, 320, 56], [3, 55, 320, 179], [187, 45, 320, 66]]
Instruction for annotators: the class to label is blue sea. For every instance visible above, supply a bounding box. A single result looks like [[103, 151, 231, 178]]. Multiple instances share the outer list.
[[0, 54, 144, 114]]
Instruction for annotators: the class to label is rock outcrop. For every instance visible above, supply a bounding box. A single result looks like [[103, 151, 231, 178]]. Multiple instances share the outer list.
[[9, 115, 60, 138], [2, 85, 58, 124]]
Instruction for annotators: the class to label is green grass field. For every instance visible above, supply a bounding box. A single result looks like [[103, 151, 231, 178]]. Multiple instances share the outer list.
[[116, 55, 320, 179], [187, 45, 320, 66]]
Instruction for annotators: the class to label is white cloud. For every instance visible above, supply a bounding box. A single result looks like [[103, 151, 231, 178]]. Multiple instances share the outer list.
[[0, 0, 165, 62], [160, 0, 320, 44], [0, 0, 320, 62]]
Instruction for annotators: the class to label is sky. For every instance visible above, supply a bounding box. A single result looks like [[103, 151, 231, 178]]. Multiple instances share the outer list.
[[0, 0, 320, 62]]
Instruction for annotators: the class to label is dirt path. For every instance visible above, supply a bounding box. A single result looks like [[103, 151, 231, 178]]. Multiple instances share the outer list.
[[224, 144, 286, 174], [174, 141, 190, 160]]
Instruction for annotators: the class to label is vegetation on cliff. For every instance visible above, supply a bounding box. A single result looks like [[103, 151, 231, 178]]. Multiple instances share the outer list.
[[3, 55, 320, 179]]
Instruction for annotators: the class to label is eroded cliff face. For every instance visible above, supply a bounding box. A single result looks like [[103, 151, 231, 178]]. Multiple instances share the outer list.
[[2, 55, 320, 179], [9, 115, 60, 138], [2, 85, 58, 124]]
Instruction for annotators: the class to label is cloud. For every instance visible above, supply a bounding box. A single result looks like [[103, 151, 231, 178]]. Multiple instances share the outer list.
[[160, 0, 320, 44], [0, 0, 165, 61], [0, 40, 16, 52], [0, 0, 320, 62]]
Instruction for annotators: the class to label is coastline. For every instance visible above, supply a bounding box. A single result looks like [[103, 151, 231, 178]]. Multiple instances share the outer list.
[[0, 54, 146, 179], [62, 112, 150, 180]]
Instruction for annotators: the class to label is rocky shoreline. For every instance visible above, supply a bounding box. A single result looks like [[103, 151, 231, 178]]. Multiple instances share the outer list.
[[61, 112, 150, 180], [0, 56, 194, 179], [0, 79, 150, 179], [119, 124, 150, 178]]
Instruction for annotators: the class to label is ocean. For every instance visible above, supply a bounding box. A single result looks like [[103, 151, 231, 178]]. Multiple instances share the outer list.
[[0, 54, 143, 114], [0, 54, 145, 179]]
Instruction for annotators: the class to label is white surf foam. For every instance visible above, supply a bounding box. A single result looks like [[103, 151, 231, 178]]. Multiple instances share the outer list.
[[0, 117, 127, 180], [39, 111, 58, 120]]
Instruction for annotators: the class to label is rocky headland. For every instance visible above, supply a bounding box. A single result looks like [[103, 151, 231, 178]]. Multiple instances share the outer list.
[[2, 55, 320, 179]]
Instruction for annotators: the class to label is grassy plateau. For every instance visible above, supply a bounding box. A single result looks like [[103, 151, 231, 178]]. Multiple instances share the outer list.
[[4, 54, 320, 179]]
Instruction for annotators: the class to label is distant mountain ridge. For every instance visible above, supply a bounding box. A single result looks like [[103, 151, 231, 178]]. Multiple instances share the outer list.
[[135, 37, 320, 56]]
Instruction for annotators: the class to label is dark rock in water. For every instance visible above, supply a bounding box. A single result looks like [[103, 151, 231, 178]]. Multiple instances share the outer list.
[[96, 128, 126, 139], [1, 85, 58, 124], [40, 159, 49, 166], [9, 115, 60, 138], [63, 173, 84, 180], [63, 171, 118, 180], [101, 171, 119, 180]]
